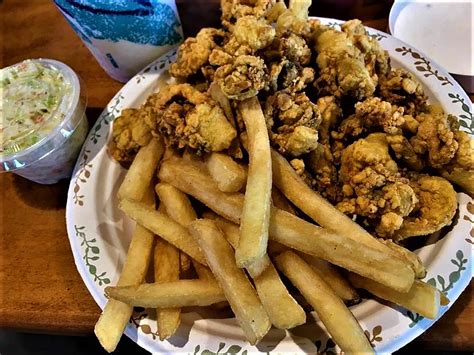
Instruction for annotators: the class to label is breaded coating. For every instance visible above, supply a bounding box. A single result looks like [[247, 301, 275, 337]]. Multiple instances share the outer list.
[[386, 134, 425, 171], [341, 19, 391, 79], [410, 106, 459, 168], [170, 28, 225, 79], [109, 108, 153, 163], [441, 130, 474, 196], [268, 60, 315, 93], [395, 175, 458, 240], [333, 97, 405, 141], [336, 133, 417, 237], [316, 96, 342, 144], [314, 26, 376, 99], [221, 0, 275, 28], [233, 15, 275, 51], [214, 55, 268, 100], [145, 84, 236, 153], [380, 68, 428, 115], [264, 91, 321, 156], [306, 143, 340, 202]]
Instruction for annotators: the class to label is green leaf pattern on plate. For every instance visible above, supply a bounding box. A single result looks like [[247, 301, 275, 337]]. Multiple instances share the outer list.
[[194, 343, 247, 355], [75, 225, 110, 286], [72, 149, 92, 206], [89, 94, 124, 144], [395, 46, 453, 86], [448, 93, 474, 134]]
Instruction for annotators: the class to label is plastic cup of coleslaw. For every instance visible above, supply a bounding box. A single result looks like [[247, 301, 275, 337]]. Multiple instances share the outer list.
[[0, 59, 88, 184]]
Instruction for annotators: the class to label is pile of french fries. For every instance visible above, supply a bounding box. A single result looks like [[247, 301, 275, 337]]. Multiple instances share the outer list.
[[95, 99, 446, 353]]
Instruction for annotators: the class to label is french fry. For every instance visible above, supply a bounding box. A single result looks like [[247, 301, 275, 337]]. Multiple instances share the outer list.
[[106, 280, 226, 308], [159, 157, 415, 291], [154, 238, 181, 340], [155, 182, 197, 226], [236, 97, 272, 269], [192, 260, 215, 281], [206, 213, 306, 329], [349, 273, 442, 319], [180, 252, 192, 273], [271, 149, 421, 275], [119, 198, 207, 265], [299, 253, 360, 304], [209, 81, 236, 127], [189, 219, 271, 344], [203, 212, 269, 277], [158, 158, 243, 224], [94, 188, 155, 353], [378, 239, 426, 279], [155, 182, 198, 275], [206, 153, 247, 193], [275, 251, 374, 354], [271, 187, 297, 215], [117, 137, 164, 201], [270, 209, 415, 292]]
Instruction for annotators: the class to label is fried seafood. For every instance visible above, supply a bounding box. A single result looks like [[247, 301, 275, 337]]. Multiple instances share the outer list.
[[214, 55, 269, 100], [410, 105, 459, 168], [395, 175, 458, 240], [145, 84, 236, 153], [440, 130, 474, 196], [221, 0, 275, 28], [170, 28, 226, 79], [264, 91, 321, 157], [380, 68, 428, 115], [233, 16, 275, 51], [109, 108, 154, 163], [336, 133, 418, 237], [268, 60, 315, 93], [313, 26, 375, 99]]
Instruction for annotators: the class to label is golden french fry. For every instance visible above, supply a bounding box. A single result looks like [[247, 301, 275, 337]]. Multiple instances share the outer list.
[[155, 182, 197, 227], [95, 188, 155, 353], [155, 182, 198, 275], [159, 157, 415, 292], [235, 97, 272, 269], [271, 149, 421, 275], [204, 214, 305, 329], [206, 153, 247, 193], [180, 252, 192, 273], [209, 81, 236, 127], [378, 239, 426, 279], [158, 158, 243, 224], [270, 209, 415, 292], [349, 273, 442, 319], [203, 212, 269, 276], [119, 198, 207, 265], [275, 251, 374, 354], [271, 187, 297, 215], [299, 253, 360, 304], [189, 219, 271, 344], [154, 238, 181, 340], [106, 280, 226, 308], [192, 260, 215, 281], [117, 137, 164, 201]]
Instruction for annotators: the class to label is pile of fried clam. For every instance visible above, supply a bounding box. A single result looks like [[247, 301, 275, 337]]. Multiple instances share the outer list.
[[110, 0, 473, 241]]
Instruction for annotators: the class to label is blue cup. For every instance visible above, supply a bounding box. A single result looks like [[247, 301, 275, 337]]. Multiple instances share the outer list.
[[54, 0, 183, 82]]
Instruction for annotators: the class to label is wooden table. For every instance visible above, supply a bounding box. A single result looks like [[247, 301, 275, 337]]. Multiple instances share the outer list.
[[0, 0, 472, 352]]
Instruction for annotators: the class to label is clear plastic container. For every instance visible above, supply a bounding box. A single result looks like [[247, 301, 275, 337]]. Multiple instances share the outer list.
[[0, 59, 88, 184]]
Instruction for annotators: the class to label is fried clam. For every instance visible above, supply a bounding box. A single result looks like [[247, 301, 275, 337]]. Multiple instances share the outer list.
[[268, 59, 315, 93], [264, 91, 321, 157], [336, 133, 418, 238], [395, 175, 458, 240], [379, 68, 428, 115], [109, 108, 154, 164], [170, 28, 226, 79], [144, 84, 236, 153], [221, 0, 276, 29], [214, 55, 269, 100]]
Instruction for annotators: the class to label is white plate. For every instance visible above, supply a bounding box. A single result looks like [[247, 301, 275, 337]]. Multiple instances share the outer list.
[[66, 18, 473, 354]]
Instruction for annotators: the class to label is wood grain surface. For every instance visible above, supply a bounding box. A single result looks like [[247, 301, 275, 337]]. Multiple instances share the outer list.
[[0, 0, 472, 351]]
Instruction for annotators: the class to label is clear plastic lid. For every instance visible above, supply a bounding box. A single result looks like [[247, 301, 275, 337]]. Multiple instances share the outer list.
[[0, 59, 85, 171]]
